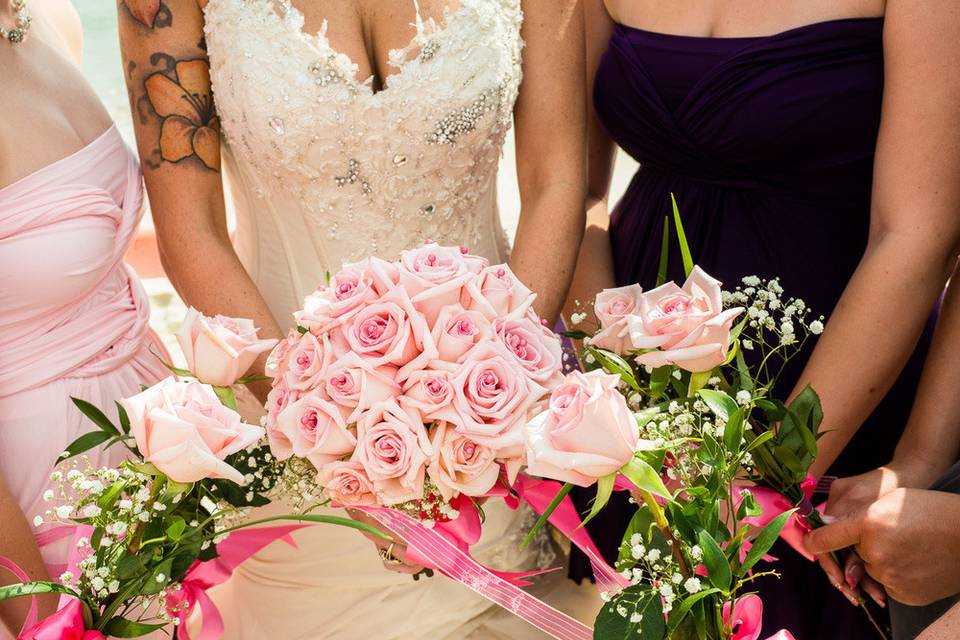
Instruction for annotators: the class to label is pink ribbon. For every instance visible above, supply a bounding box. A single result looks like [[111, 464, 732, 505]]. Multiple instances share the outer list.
[[744, 476, 818, 562], [722, 595, 796, 640], [167, 525, 306, 640], [356, 504, 594, 640], [0, 556, 39, 636], [16, 598, 104, 640]]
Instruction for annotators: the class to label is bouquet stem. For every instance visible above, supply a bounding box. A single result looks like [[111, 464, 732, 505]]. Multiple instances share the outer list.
[[637, 489, 691, 579]]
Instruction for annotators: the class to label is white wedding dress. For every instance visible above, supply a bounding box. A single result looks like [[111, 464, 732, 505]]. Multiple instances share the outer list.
[[198, 1, 595, 637]]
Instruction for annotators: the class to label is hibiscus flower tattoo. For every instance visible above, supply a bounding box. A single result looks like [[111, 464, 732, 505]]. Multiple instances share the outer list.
[[144, 59, 220, 170], [122, 0, 172, 29]]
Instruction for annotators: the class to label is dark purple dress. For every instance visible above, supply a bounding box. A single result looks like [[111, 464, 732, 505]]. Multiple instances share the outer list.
[[573, 17, 935, 638]]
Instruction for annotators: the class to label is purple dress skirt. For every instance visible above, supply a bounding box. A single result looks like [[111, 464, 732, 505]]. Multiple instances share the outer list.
[[573, 18, 937, 638]]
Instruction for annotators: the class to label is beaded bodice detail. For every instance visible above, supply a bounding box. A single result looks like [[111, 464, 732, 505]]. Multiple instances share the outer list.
[[204, 0, 524, 323]]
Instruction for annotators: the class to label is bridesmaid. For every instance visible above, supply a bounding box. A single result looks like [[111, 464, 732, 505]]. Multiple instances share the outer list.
[[568, 0, 960, 637], [0, 0, 168, 635]]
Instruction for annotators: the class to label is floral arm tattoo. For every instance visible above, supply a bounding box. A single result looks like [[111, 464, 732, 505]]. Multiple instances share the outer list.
[[119, 0, 220, 172]]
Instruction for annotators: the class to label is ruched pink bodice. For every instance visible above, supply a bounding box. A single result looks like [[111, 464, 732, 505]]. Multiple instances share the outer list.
[[0, 125, 159, 397], [0, 127, 168, 634]]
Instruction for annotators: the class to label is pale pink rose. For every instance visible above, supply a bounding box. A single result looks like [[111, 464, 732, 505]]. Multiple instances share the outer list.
[[276, 392, 357, 469], [175, 308, 278, 387], [294, 267, 380, 333], [333, 286, 438, 381], [353, 400, 431, 505], [318, 460, 377, 507], [594, 284, 644, 329], [493, 315, 564, 389], [463, 264, 536, 320], [360, 256, 402, 296], [451, 342, 546, 450], [524, 370, 644, 487], [120, 378, 264, 484], [264, 382, 298, 459], [431, 304, 492, 362], [399, 243, 479, 324], [400, 368, 460, 424], [283, 331, 332, 391], [628, 267, 744, 372], [587, 318, 635, 355], [427, 423, 500, 500], [323, 352, 401, 422], [265, 331, 299, 379]]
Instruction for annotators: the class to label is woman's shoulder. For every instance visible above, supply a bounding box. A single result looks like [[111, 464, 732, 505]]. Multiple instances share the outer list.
[[37, 0, 83, 65]]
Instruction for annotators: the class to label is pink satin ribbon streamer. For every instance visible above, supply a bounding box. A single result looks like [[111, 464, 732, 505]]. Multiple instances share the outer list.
[[168, 525, 306, 640], [744, 475, 818, 562], [15, 598, 104, 640], [356, 505, 594, 640]]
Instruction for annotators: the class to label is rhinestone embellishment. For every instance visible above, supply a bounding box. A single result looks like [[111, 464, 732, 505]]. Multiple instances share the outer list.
[[429, 87, 502, 145], [268, 117, 285, 135]]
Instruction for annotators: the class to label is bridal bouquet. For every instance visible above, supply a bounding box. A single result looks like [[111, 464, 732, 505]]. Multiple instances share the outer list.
[[262, 243, 566, 556], [526, 203, 845, 639], [0, 311, 384, 639]]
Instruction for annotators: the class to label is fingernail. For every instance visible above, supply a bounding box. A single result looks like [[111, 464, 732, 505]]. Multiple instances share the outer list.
[[846, 564, 864, 589], [846, 594, 860, 607]]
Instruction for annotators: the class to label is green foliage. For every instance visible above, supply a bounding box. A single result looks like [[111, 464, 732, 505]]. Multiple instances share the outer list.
[[594, 586, 665, 640]]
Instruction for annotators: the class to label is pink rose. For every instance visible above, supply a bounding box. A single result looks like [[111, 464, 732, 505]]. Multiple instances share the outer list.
[[587, 285, 644, 354], [401, 368, 460, 424], [353, 400, 431, 505], [265, 331, 299, 379], [333, 286, 438, 381], [629, 267, 744, 372], [431, 304, 492, 362], [463, 264, 535, 320], [399, 243, 481, 324], [524, 370, 643, 487], [295, 267, 380, 333], [318, 460, 377, 507], [175, 308, 278, 386], [427, 422, 500, 500], [323, 352, 401, 422], [493, 315, 564, 389], [276, 392, 357, 468], [120, 378, 264, 484], [283, 331, 333, 391], [451, 342, 545, 451], [264, 382, 298, 459]]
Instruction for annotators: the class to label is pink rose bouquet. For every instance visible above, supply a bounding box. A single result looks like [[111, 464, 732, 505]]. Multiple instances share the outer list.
[[264, 243, 562, 534]]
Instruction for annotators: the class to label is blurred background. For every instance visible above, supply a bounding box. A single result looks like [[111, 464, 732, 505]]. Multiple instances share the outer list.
[[75, 1, 638, 348]]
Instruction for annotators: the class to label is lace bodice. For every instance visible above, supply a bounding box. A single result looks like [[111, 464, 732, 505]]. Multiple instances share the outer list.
[[204, 0, 524, 326]]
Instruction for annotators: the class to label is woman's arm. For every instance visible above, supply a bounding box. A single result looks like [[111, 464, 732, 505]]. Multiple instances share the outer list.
[[560, 0, 618, 328], [510, 0, 587, 323], [918, 601, 960, 640], [0, 479, 56, 635], [827, 260, 960, 517], [117, 0, 281, 398], [801, 0, 960, 477]]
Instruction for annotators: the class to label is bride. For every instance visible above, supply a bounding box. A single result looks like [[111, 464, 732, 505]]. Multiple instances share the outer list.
[[118, 0, 591, 637]]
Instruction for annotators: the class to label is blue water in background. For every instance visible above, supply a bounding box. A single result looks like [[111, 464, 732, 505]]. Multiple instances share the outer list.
[[76, 1, 133, 141]]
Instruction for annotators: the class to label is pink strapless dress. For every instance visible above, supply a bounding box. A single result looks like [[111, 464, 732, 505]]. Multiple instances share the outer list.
[[0, 125, 169, 629]]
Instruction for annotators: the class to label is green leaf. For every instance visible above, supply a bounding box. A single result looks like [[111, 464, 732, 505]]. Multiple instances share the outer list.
[[617, 507, 670, 567], [0, 581, 82, 603], [115, 401, 131, 435], [773, 445, 805, 476], [296, 326, 309, 335], [116, 554, 147, 581], [102, 617, 168, 637], [739, 509, 796, 577], [560, 329, 591, 340], [746, 429, 775, 453], [141, 558, 174, 595], [696, 529, 731, 591], [649, 365, 672, 397], [588, 348, 641, 392], [671, 194, 694, 277], [688, 370, 713, 397], [667, 588, 722, 633], [735, 490, 763, 519], [158, 358, 195, 378], [620, 457, 671, 499], [59, 430, 114, 463], [213, 385, 238, 411], [235, 374, 271, 385], [71, 397, 122, 437], [723, 407, 746, 453], [166, 516, 187, 542], [657, 215, 671, 287], [594, 587, 665, 639], [698, 390, 738, 421], [582, 474, 616, 528], [521, 482, 573, 549]]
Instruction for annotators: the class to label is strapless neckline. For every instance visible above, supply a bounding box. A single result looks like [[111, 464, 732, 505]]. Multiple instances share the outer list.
[[615, 16, 883, 43], [0, 124, 119, 197]]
